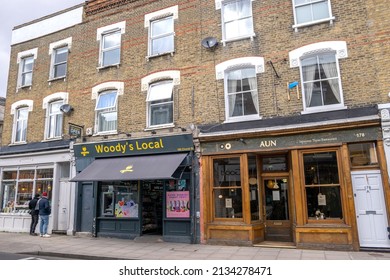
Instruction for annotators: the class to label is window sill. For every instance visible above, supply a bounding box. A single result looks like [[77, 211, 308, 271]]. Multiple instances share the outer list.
[[42, 137, 63, 142], [224, 115, 262, 124], [97, 64, 120, 71], [48, 76, 66, 83], [292, 17, 336, 32], [145, 124, 175, 131], [17, 85, 32, 91], [9, 142, 27, 146], [94, 131, 118, 136], [146, 51, 175, 61], [221, 33, 256, 46], [301, 105, 347, 115]]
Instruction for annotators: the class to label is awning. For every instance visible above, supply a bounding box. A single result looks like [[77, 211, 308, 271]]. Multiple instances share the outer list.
[[70, 153, 187, 182]]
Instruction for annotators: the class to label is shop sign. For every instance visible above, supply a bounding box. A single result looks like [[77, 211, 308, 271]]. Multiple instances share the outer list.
[[202, 127, 381, 154], [74, 134, 193, 158]]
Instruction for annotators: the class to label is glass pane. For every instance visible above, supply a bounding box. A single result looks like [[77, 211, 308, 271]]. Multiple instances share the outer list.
[[312, 1, 330, 20], [3, 171, 17, 180], [99, 111, 117, 131], [151, 35, 174, 55], [214, 188, 243, 218], [35, 180, 53, 200], [22, 72, 32, 86], [306, 186, 342, 219], [1, 184, 16, 212], [19, 170, 35, 179], [36, 169, 53, 179], [296, 5, 312, 24], [148, 81, 173, 102], [103, 32, 120, 49], [151, 17, 173, 37], [262, 156, 287, 172], [213, 157, 241, 187], [224, 21, 240, 39], [150, 102, 173, 126], [264, 178, 289, 220], [23, 57, 34, 72], [242, 91, 257, 115], [54, 63, 67, 77], [102, 48, 120, 66], [349, 143, 378, 167], [96, 91, 117, 109], [54, 47, 68, 64], [248, 155, 260, 221], [303, 152, 339, 185], [16, 182, 33, 206]]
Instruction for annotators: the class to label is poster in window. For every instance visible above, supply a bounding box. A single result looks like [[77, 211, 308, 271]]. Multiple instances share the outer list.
[[318, 193, 326, 206], [166, 191, 190, 218], [115, 194, 138, 217]]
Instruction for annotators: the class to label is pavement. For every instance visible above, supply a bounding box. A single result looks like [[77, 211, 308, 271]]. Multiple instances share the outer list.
[[1, 232, 390, 260]]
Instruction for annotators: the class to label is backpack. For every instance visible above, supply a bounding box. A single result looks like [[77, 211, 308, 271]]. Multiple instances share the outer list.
[[35, 199, 41, 210]]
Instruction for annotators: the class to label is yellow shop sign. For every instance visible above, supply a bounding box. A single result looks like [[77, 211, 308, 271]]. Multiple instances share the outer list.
[[93, 139, 165, 154]]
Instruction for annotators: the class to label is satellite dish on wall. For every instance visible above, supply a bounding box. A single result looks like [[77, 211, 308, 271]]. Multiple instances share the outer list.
[[60, 104, 73, 114], [201, 37, 218, 50]]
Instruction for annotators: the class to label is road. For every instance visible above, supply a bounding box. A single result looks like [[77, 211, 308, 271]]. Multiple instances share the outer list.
[[0, 251, 76, 260]]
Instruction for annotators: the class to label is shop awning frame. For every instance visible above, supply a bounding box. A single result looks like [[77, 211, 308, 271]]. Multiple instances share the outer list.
[[70, 153, 188, 182]]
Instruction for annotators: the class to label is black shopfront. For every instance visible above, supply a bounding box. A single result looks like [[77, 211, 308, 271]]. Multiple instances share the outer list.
[[71, 134, 198, 243]]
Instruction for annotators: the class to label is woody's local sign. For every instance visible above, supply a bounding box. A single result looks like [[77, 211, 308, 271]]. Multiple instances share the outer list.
[[74, 134, 193, 158]]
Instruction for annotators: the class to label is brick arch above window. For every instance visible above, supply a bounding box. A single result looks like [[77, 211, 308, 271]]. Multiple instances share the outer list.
[[289, 41, 348, 68], [11, 99, 33, 115], [141, 70, 181, 91], [215, 57, 265, 80], [42, 92, 69, 109], [92, 81, 124, 100]]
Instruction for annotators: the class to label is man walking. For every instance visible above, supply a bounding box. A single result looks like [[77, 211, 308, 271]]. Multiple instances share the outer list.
[[28, 193, 40, 236], [38, 192, 51, 238]]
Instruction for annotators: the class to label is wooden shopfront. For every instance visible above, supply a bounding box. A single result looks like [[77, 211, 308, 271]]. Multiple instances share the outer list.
[[200, 126, 390, 250]]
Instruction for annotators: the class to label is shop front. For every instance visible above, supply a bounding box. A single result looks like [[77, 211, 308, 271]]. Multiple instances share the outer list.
[[71, 134, 198, 243], [200, 123, 390, 250], [0, 140, 75, 235]]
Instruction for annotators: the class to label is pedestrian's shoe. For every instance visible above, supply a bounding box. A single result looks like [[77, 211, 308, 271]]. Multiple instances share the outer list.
[[43, 234, 51, 238], [30, 233, 37, 236], [40, 234, 43, 237]]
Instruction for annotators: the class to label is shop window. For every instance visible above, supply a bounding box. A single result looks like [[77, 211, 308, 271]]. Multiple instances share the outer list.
[[303, 151, 343, 220], [213, 157, 243, 219], [0, 168, 53, 214], [99, 182, 139, 218], [248, 155, 260, 221], [349, 142, 378, 167]]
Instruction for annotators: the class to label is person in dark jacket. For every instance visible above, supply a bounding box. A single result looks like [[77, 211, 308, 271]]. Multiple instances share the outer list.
[[38, 192, 51, 238], [28, 193, 40, 236]]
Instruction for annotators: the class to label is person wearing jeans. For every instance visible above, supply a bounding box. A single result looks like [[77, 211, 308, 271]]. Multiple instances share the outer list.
[[38, 192, 51, 237]]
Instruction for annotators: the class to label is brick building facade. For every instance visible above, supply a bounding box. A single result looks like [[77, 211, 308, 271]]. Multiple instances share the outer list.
[[0, 0, 389, 249]]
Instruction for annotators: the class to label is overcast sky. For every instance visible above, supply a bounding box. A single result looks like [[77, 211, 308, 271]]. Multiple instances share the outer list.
[[0, 0, 85, 98]]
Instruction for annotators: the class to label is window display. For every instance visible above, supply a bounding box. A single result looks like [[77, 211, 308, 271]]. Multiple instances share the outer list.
[[349, 142, 378, 167], [0, 168, 53, 214], [99, 182, 139, 218], [303, 151, 343, 220], [212, 157, 243, 219]]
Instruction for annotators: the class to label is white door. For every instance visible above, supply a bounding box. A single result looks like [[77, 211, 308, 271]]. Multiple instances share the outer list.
[[57, 180, 70, 231], [352, 170, 390, 248]]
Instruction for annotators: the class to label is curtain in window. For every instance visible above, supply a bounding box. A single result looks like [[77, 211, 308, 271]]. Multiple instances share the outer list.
[[320, 55, 340, 103], [48, 102, 63, 138], [302, 60, 317, 108], [96, 91, 117, 132], [15, 108, 28, 142], [151, 17, 174, 55], [246, 69, 259, 114]]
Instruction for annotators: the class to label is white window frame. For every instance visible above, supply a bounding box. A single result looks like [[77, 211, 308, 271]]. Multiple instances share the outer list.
[[16, 48, 38, 90], [216, 0, 256, 44], [45, 100, 64, 140], [95, 90, 118, 134], [215, 57, 264, 122], [97, 21, 126, 68], [289, 41, 348, 114], [146, 80, 174, 128], [145, 6, 178, 59], [291, 0, 335, 31], [49, 38, 72, 80]]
